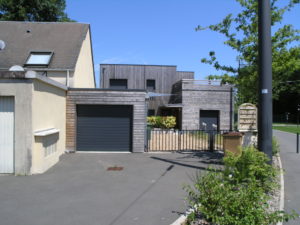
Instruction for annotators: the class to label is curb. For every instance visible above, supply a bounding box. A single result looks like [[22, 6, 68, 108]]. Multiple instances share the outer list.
[[170, 214, 187, 225], [170, 208, 194, 225], [277, 154, 285, 225]]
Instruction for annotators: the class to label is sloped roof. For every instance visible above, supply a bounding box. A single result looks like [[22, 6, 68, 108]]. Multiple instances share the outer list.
[[0, 21, 89, 70]]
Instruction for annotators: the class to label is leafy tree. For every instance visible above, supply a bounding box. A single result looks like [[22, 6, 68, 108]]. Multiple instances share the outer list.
[[0, 0, 74, 22], [197, 0, 300, 105]]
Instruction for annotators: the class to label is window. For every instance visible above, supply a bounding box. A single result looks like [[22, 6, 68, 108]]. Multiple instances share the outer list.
[[25, 52, 53, 67], [147, 109, 155, 116], [109, 79, 128, 89], [147, 79, 156, 91]]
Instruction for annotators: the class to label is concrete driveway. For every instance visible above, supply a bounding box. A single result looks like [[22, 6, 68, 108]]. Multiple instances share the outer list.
[[0, 152, 222, 225]]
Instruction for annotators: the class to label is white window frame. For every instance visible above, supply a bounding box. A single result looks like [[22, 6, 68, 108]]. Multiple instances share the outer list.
[[25, 51, 53, 67]]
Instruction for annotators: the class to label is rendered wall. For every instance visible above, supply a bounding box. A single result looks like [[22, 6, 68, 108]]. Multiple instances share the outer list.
[[31, 80, 66, 174], [0, 79, 33, 175], [73, 29, 95, 88]]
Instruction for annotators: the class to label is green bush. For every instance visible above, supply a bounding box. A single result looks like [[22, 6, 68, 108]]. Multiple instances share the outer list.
[[184, 147, 297, 225], [147, 116, 176, 129], [223, 147, 277, 192]]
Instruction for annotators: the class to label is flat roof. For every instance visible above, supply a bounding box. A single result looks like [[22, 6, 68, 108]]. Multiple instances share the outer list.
[[100, 63, 177, 67]]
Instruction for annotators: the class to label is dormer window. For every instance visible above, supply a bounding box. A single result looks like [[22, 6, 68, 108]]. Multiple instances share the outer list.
[[25, 52, 53, 67]]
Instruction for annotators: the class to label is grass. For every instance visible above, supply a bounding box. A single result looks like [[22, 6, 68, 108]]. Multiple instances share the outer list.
[[273, 125, 300, 134]]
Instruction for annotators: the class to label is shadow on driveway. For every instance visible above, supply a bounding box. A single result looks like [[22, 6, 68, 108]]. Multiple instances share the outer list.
[[0, 151, 224, 225], [150, 151, 224, 171]]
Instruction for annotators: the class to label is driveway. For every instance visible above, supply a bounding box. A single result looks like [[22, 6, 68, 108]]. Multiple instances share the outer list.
[[274, 130, 300, 225], [0, 152, 222, 225]]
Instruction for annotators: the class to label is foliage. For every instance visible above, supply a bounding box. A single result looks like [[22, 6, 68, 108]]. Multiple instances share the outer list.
[[223, 147, 277, 192], [196, 0, 300, 105], [184, 147, 298, 225], [273, 125, 300, 134], [272, 136, 280, 155], [0, 0, 74, 21], [147, 116, 176, 129]]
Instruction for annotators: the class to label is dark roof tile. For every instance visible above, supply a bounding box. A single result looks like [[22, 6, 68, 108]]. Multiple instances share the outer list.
[[0, 21, 89, 70]]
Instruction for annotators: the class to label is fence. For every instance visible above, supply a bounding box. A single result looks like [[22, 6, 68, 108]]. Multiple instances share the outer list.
[[147, 129, 230, 152]]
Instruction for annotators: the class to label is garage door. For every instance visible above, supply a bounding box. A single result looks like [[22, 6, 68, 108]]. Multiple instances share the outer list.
[[76, 105, 133, 152], [0, 97, 14, 173]]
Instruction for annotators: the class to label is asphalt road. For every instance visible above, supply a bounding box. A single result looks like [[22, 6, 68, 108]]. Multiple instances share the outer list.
[[0, 152, 222, 225], [274, 130, 300, 225]]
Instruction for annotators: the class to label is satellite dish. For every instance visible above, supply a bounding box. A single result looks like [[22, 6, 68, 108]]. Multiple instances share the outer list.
[[0, 40, 6, 50], [9, 65, 25, 72]]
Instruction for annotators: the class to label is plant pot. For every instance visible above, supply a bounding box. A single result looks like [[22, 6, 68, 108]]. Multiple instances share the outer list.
[[223, 132, 243, 156]]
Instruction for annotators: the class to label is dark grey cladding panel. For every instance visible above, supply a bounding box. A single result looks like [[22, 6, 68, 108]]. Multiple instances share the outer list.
[[77, 105, 132, 152], [176, 71, 194, 79], [99, 64, 196, 113], [181, 88, 233, 130]]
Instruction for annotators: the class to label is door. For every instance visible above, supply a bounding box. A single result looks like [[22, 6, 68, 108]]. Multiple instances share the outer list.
[[200, 110, 219, 131], [0, 97, 14, 173], [76, 105, 133, 152]]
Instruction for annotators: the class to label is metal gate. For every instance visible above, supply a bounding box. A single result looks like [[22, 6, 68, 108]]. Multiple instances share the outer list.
[[147, 129, 229, 152]]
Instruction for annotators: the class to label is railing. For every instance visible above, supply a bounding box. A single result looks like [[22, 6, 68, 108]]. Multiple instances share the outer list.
[[147, 129, 230, 152], [181, 79, 223, 86]]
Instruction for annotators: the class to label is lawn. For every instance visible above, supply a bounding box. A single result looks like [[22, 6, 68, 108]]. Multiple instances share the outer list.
[[273, 125, 300, 134]]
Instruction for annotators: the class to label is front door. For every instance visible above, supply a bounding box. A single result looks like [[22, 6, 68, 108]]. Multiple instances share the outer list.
[[200, 110, 219, 131], [0, 97, 14, 173]]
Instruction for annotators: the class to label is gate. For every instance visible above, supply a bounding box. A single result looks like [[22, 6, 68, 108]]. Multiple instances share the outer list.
[[147, 129, 229, 152]]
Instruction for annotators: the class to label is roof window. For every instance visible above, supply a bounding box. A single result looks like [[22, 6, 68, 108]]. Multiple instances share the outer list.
[[25, 52, 53, 67]]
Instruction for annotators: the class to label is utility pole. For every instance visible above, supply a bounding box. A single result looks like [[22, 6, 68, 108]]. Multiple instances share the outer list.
[[258, 0, 273, 162]]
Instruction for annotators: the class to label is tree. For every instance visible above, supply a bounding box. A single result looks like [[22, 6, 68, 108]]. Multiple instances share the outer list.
[[0, 0, 74, 22], [197, 0, 300, 105]]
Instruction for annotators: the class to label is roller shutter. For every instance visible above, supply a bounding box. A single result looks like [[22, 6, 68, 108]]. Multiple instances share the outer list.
[[77, 105, 132, 152]]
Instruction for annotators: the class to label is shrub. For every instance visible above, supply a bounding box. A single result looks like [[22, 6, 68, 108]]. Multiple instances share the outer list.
[[223, 147, 277, 192], [184, 147, 297, 225], [185, 172, 276, 225], [161, 116, 176, 129], [147, 116, 176, 129]]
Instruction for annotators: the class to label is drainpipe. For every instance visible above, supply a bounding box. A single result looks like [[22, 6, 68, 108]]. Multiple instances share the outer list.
[[145, 94, 150, 152], [66, 69, 70, 87]]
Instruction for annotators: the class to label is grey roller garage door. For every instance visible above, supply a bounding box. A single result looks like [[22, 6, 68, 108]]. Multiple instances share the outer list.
[[77, 105, 133, 152]]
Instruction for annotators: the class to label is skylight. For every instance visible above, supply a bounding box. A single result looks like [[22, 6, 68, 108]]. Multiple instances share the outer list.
[[25, 52, 53, 66]]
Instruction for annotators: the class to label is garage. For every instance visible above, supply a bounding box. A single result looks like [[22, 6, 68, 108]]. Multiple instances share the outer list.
[[76, 105, 133, 152]]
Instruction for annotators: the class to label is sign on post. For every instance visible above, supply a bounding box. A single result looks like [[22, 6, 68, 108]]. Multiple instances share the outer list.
[[238, 103, 257, 132]]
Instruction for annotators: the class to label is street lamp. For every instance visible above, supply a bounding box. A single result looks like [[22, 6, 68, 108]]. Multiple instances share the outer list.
[[258, 0, 273, 162]]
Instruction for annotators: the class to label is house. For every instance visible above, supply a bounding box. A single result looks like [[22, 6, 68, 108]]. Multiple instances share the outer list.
[[100, 64, 233, 131], [0, 21, 95, 175], [0, 21, 233, 175]]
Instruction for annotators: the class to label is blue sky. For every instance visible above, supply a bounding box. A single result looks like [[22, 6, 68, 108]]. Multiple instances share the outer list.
[[66, 0, 300, 87]]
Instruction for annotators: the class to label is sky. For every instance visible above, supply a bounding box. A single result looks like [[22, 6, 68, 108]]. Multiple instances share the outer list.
[[66, 0, 300, 87]]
